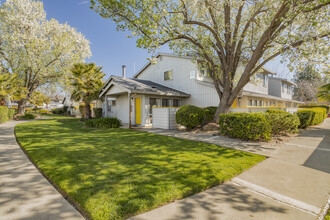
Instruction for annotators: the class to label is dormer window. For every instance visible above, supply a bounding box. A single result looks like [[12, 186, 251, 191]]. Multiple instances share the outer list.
[[164, 70, 173, 80]]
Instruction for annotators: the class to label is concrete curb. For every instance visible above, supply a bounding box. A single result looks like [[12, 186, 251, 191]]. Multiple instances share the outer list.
[[231, 177, 321, 216]]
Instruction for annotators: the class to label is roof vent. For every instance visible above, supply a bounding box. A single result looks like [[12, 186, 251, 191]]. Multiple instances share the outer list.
[[152, 86, 157, 89]]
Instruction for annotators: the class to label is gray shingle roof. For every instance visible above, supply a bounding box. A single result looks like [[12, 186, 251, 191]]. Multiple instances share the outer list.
[[104, 76, 190, 98]]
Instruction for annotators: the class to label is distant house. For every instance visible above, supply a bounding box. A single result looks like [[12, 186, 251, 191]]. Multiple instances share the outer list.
[[62, 93, 103, 116], [48, 100, 63, 110], [99, 53, 303, 127]]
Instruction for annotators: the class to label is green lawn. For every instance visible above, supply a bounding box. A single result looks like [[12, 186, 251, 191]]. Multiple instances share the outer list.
[[325, 208, 330, 220], [15, 117, 265, 220]]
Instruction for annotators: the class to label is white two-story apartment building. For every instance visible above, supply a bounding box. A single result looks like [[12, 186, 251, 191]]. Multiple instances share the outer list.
[[99, 53, 303, 126]]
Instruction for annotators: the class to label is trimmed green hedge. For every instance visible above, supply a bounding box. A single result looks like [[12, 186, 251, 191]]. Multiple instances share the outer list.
[[296, 110, 314, 129], [299, 104, 329, 114], [265, 111, 300, 135], [297, 108, 326, 128], [85, 117, 121, 129], [40, 109, 51, 114], [8, 108, 16, 119], [202, 106, 217, 124], [266, 109, 287, 114], [19, 113, 35, 120], [310, 108, 327, 125], [219, 113, 271, 141], [51, 108, 64, 115], [93, 108, 103, 118], [176, 105, 204, 130], [0, 106, 9, 123]]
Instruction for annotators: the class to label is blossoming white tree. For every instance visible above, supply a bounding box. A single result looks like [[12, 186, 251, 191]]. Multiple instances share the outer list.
[[0, 0, 91, 114], [91, 0, 329, 121]]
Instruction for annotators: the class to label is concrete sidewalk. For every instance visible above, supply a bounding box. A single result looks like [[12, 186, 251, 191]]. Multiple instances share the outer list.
[[132, 119, 330, 220], [0, 121, 84, 220], [140, 127, 279, 157]]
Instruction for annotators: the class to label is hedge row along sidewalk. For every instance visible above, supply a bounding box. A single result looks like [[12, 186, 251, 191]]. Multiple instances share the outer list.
[[217, 107, 327, 142], [297, 108, 327, 128], [175, 105, 329, 142], [0, 106, 16, 123], [218, 110, 301, 142]]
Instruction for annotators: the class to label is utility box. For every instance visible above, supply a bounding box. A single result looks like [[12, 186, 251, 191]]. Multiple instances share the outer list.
[[152, 107, 180, 129]]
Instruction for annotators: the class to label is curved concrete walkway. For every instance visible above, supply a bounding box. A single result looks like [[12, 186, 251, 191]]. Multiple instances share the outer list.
[[0, 120, 84, 220]]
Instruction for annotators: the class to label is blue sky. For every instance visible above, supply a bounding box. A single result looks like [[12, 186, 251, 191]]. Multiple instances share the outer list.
[[43, 0, 293, 80]]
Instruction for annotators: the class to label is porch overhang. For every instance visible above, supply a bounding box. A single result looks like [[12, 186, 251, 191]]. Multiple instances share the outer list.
[[100, 76, 191, 99]]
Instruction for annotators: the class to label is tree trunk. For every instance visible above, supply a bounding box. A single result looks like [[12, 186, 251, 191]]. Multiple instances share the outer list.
[[0, 97, 6, 106], [213, 88, 237, 123], [214, 100, 232, 122], [85, 103, 92, 120], [18, 99, 28, 115]]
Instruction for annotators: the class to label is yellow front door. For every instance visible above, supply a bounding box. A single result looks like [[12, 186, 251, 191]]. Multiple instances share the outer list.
[[135, 97, 141, 125], [232, 99, 237, 108]]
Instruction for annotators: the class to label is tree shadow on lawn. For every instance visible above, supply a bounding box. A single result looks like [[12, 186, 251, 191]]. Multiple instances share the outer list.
[[15, 118, 276, 219]]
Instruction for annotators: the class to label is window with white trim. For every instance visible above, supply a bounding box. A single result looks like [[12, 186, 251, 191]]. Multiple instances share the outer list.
[[164, 70, 173, 80]]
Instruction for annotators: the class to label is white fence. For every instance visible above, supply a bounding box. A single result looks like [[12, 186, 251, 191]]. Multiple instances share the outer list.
[[152, 107, 180, 129]]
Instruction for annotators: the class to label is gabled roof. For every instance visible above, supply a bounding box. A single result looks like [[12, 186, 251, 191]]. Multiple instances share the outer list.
[[133, 52, 195, 78], [99, 76, 190, 98], [133, 52, 277, 79]]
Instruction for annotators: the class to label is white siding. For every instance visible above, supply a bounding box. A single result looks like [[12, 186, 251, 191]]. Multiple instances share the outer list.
[[152, 108, 179, 129], [243, 81, 268, 94], [136, 55, 219, 107], [107, 86, 127, 95], [268, 78, 293, 99], [105, 95, 129, 124]]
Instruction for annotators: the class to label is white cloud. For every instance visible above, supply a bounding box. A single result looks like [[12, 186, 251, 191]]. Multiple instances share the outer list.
[[78, 1, 89, 5]]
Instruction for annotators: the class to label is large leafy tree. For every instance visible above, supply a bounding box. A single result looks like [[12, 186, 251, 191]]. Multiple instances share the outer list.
[[91, 0, 329, 120], [293, 64, 323, 102], [70, 63, 105, 120], [0, 0, 91, 115]]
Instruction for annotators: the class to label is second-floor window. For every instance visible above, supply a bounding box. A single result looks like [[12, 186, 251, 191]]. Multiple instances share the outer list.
[[257, 74, 268, 87], [200, 67, 208, 77], [287, 85, 292, 95], [164, 70, 173, 80]]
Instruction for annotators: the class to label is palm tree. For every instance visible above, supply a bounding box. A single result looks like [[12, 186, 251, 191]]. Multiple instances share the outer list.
[[70, 63, 105, 120], [317, 83, 330, 102]]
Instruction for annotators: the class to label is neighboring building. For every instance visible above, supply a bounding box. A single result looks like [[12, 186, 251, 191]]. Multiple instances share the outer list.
[[99, 53, 303, 126], [48, 100, 63, 110], [62, 93, 103, 116], [268, 77, 296, 105]]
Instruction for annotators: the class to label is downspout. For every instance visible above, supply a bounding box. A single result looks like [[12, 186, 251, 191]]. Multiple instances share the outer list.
[[128, 92, 132, 129]]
